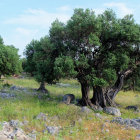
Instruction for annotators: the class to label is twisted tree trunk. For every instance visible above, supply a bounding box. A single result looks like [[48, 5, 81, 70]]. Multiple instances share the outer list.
[[79, 62, 140, 108], [91, 74, 125, 107]]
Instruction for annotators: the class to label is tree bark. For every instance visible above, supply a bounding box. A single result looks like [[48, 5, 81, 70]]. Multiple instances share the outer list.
[[106, 75, 124, 101], [91, 75, 125, 107], [37, 81, 48, 93], [91, 62, 140, 108], [91, 86, 106, 107], [78, 82, 95, 107]]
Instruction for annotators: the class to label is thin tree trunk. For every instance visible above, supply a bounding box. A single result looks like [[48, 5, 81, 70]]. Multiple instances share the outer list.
[[37, 81, 48, 93]]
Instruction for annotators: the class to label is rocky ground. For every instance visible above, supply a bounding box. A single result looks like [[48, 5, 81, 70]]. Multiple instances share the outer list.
[[0, 84, 139, 140]]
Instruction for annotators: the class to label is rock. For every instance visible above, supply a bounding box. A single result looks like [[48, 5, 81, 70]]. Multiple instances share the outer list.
[[97, 106, 103, 111], [10, 86, 28, 92], [9, 120, 23, 127], [28, 131, 36, 140], [111, 117, 140, 130], [125, 106, 139, 112], [104, 107, 121, 116], [0, 93, 16, 99], [136, 134, 140, 140], [62, 94, 75, 104], [81, 106, 92, 114], [36, 113, 47, 121], [10, 86, 17, 90], [95, 113, 103, 119], [0, 121, 32, 140], [46, 126, 59, 135]]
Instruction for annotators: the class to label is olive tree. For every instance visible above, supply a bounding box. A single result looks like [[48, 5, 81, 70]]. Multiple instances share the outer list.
[[54, 9, 140, 108], [24, 36, 56, 93]]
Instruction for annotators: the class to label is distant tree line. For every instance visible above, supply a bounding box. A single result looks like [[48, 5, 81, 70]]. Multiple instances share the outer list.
[[23, 9, 140, 108], [0, 36, 22, 79]]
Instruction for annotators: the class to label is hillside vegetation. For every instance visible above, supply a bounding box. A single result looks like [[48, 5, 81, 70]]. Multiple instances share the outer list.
[[0, 77, 139, 140]]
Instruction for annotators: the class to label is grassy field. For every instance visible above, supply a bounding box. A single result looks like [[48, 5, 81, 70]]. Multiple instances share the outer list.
[[0, 77, 139, 140]]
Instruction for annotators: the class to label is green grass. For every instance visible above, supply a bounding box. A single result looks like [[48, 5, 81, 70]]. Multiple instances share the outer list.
[[115, 90, 140, 118], [0, 77, 139, 140]]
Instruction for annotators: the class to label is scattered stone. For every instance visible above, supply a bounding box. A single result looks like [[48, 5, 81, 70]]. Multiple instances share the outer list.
[[10, 86, 17, 90], [46, 126, 60, 135], [81, 106, 92, 114], [28, 130, 36, 140], [9, 120, 23, 127], [62, 94, 75, 104], [95, 113, 103, 119], [0, 121, 32, 140], [0, 93, 16, 99], [36, 113, 47, 121], [104, 107, 121, 116], [28, 133, 36, 140], [111, 117, 140, 130], [10, 86, 28, 92], [125, 106, 140, 112], [96, 106, 103, 112]]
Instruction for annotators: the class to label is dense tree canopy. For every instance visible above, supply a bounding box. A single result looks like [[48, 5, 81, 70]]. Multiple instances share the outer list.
[[24, 36, 57, 92], [0, 37, 22, 78], [24, 8, 140, 108], [24, 40, 38, 76], [54, 9, 140, 108]]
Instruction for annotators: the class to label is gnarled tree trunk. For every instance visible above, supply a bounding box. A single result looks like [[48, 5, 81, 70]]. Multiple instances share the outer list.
[[37, 81, 48, 93], [91, 74, 125, 107]]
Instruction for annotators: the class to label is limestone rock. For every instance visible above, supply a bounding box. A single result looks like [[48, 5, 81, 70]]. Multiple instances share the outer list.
[[46, 126, 60, 135], [111, 117, 140, 130], [0, 121, 32, 140], [104, 107, 121, 116], [0, 93, 16, 99], [36, 113, 47, 121], [125, 106, 140, 112], [81, 106, 92, 114], [62, 94, 75, 104]]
